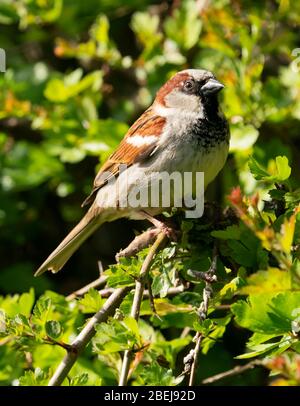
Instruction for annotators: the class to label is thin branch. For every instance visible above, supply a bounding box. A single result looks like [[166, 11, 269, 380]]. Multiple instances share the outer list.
[[119, 232, 167, 386], [116, 227, 160, 262], [202, 360, 264, 384], [188, 333, 203, 385], [97, 284, 186, 299], [66, 274, 107, 301], [147, 274, 157, 315], [185, 244, 218, 386], [43, 337, 74, 351], [180, 327, 191, 339], [216, 304, 231, 310], [48, 286, 130, 386], [187, 269, 217, 283]]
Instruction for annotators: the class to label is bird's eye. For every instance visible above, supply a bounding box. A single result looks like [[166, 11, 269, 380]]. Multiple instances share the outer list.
[[183, 80, 195, 92]]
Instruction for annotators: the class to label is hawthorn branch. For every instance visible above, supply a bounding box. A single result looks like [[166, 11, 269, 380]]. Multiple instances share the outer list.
[[43, 337, 74, 351], [97, 283, 186, 299], [116, 227, 161, 261], [118, 232, 167, 386], [66, 228, 163, 302], [66, 274, 107, 301], [66, 228, 171, 302], [188, 334, 203, 384], [184, 244, 218, 386], [202, 360, 264, 384], [48, 286, 130, 386]]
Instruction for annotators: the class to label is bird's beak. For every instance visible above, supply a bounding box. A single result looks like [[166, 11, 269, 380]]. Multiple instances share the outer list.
[[201, 78, 224, 96]]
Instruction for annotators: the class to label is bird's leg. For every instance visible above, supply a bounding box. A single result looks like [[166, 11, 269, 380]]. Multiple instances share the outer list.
[[140, 211, 178, 240]]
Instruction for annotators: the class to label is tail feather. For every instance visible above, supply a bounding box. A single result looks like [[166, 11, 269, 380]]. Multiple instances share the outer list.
[[35, 209, 103, 277]]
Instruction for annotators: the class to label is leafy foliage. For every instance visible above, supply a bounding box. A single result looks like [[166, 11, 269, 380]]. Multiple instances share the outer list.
[[1, 0, 300, 386]]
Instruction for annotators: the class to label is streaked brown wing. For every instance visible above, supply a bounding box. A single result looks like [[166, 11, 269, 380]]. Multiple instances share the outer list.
[[81, 107, 166, 207]]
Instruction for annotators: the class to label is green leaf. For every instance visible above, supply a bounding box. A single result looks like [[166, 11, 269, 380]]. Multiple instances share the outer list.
[[233, 291, 300, 359], [151, 265, 176, 298], [44, 70, 102, 102], [201, 315, 232, 354], [172, 292, 202, 307], [137, 362, 183, 386], [144, 301, 196, 329], [45, 320, 62, 339], [193, 318, 213, 336], [14, 314, 29, 327], [274, 156, 292, 181], [247, 332, 282, 347], [91, 15, 109, 44], [18, 290, 35, 317], [285, 189, 300, 209], [164, 0, 202, 50], [249, 155, 291, 182], [105, 256, 141, 288], [0, 3, 19, 24], [3, 142, 63, 191], [78, 288, 104, 313], [232, 292, 300, 335], [93, 317, 141, 354], [213, 221, 268, 269], [33, 297, 52, 321], [235, 339, 288, 359], [69, 373, 89, 386], [18, 368, 49, 386], [86, 119, 129, 157], [211, 225, 241, 240], [239, 268, 291, 295], [218, 268, 247, 299], [152, 336, 192, 369], [131, 12, 161, 48], [90, 15, 121, 63], [0, 289, 34, 318], [232, 295, 273, 334], [248, 156, 270, 180], [123, 317, 140, 338], [291, 259, 300, 289]]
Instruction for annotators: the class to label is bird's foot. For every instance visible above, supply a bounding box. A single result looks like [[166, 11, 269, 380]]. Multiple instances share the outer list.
[[159, 223, 178, 240]]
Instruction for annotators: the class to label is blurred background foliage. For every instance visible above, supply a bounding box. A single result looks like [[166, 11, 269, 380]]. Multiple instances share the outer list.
[[1, 0, 300, 386]]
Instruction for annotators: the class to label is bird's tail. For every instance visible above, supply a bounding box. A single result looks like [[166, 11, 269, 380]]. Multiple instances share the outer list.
[[35, 207, 103, 277]]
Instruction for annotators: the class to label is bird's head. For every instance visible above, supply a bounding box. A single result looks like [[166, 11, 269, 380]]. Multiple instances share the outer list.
[[155, 69, 224, 116]]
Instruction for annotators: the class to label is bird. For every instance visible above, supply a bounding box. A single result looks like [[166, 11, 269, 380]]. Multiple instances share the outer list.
[[35, 69, 230, 276]]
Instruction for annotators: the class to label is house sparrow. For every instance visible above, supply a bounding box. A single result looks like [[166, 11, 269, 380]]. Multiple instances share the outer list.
[[35, 69, 229, 276]]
